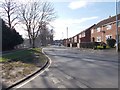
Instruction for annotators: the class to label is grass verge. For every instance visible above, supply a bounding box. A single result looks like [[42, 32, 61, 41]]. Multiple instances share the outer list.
[[1, 48, 48, 87]]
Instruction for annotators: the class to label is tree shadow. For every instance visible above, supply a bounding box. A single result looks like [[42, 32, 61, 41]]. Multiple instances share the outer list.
[[1, 82, 7, 90], [46, 53, 118, 64], [2, 49, 47, 67], [1, 48, 48, 89]]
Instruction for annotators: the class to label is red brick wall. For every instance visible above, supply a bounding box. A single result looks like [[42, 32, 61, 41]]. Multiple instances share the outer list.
[[91, 22, 120, 43], [84, 28, 91, 42]]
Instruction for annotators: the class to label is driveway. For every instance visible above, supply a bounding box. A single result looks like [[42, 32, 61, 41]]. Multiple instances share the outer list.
[[20, 46, 118, 88]]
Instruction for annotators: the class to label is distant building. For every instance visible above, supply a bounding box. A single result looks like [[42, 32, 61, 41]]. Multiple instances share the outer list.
[[63, 14, 120, 49], [63, 24, 95, 48]]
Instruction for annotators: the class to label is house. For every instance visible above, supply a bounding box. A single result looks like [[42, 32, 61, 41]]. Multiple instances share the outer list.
[[63, 24, 95, 48], [77, 24, 96, 48], [63, 14, 120, 49], [91, 14, 120, 44]]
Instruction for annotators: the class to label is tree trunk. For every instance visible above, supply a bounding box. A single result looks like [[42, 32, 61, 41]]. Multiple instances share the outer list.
[[28, 34, 32, 48], [32, 38, 35, 48]]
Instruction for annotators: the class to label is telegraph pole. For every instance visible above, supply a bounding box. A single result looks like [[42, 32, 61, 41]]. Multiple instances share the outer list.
[[116, 0, 119, 52], [67, 27, 68, 39], [66, 27, 68, 47]]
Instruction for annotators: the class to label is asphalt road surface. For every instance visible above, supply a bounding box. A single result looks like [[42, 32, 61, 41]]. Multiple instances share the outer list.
[[20, 46, 118, 88]]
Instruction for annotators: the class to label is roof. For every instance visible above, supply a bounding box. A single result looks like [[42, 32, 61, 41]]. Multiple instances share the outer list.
[[95, 14, 120, 28], [77, 24, 96, 35]]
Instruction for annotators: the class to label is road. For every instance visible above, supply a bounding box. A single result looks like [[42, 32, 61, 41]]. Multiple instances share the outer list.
[[20, 46, 118, 88]]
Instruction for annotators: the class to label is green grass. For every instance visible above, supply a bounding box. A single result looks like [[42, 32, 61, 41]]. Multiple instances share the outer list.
[[1, 48, 47, 86], [0, 48, 42, 62]]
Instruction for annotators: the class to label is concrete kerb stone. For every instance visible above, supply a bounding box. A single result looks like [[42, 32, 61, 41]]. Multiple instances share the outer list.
[[5, 48, 51, 90]]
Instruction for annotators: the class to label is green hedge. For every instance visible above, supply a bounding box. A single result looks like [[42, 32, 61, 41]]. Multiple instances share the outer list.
[[106, 38, 116, 48]]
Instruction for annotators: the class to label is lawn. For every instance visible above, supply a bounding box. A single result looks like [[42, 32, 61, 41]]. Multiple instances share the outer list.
[[0, 48, 44, 62], [0, 49, 30, 62], [1, 48, 48, 87]]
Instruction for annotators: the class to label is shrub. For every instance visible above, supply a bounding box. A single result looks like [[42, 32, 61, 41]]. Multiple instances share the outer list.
[[106, 38, 116, 48]]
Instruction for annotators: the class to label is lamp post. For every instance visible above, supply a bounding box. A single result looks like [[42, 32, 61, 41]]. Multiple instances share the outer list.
[[116, 0, 119, 52]]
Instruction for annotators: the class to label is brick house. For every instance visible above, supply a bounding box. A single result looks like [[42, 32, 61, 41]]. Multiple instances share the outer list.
[[63, 24, 95, 48], [76, 24, 95, 48], [91, 14, 120, 44], [63, 14, 120, 49]]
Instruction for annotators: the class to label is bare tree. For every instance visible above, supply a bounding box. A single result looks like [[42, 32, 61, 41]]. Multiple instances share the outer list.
[[0, 0, 18, 28], [18, 0, 56, 48]]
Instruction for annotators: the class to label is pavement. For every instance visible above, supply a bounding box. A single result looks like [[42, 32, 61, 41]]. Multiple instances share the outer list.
[[16, 46, 118, 88]]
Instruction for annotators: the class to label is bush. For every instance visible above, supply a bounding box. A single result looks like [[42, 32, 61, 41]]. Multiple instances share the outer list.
[[106, 38, 116, 48], [2, 19, 24, 51]]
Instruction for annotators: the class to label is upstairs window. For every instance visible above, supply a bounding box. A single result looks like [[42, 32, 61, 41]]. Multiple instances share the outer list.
[[82, 32, 85, 37], [97, 27, 101, 32], [106, 35, 112, 40], [106, 25, 112, 30], [118, 21, 120, 27], [74, 36, 77, 42], [79, 34, 81, 38], [91, 29, 94, 34], [97, 36, 101, 42]]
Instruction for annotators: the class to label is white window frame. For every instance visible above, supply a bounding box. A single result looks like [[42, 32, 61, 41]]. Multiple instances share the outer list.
[[91, 29, 94, 34], [82, 32, 85, 37], [79, 39, 81, 43], [97, 36, 101, 42], [118, 21, 120, 27], [74, 36, 77, 43], [97, 27, 101, 32], [106, 35, 112, 40], [106, 24, 112, 30], [79, 34, 81, 38]]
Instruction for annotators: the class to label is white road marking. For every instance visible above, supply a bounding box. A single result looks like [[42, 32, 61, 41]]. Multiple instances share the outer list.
[[48, 73, 53, 77], [76, 81, 88, 88], [45, 68, 49, 71], [58, 85, 66, 88], [51, 77, 60, 84], [65, 75, 73, 80], [15, 48, 52, 88], [82, 58, 95, 62]]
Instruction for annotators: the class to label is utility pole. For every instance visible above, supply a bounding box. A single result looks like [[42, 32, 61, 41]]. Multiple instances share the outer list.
[[66, 27, 68, 47], [116, 0, 119, 52], [62, 32, 64, 39], [67, 27, 68, 39]]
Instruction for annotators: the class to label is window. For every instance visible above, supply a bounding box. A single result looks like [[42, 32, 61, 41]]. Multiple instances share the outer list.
[[91, 29, 94, 34], [79, 34, 81, 38], [118, 21, 120, 27], [97, 36, 101, 42], [106, 25, 112, 30], [69, 39, 70, 41], [97, 27, 101, 32], [79, 39, 81, 43], [106, 35, 112, 40], [82, 32, 85, 37], [74, 36, 77, 42]]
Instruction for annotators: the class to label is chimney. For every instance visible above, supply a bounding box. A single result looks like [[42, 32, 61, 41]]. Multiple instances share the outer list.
[[109, 15, 111, 18]]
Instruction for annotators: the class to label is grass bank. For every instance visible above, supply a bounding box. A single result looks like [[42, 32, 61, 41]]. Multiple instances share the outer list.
[[1, 48, 48, 87]]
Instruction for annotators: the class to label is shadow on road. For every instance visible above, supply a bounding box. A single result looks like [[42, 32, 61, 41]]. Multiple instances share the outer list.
[[1, 82, 7, 90], [46, 53, 118, 64]]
